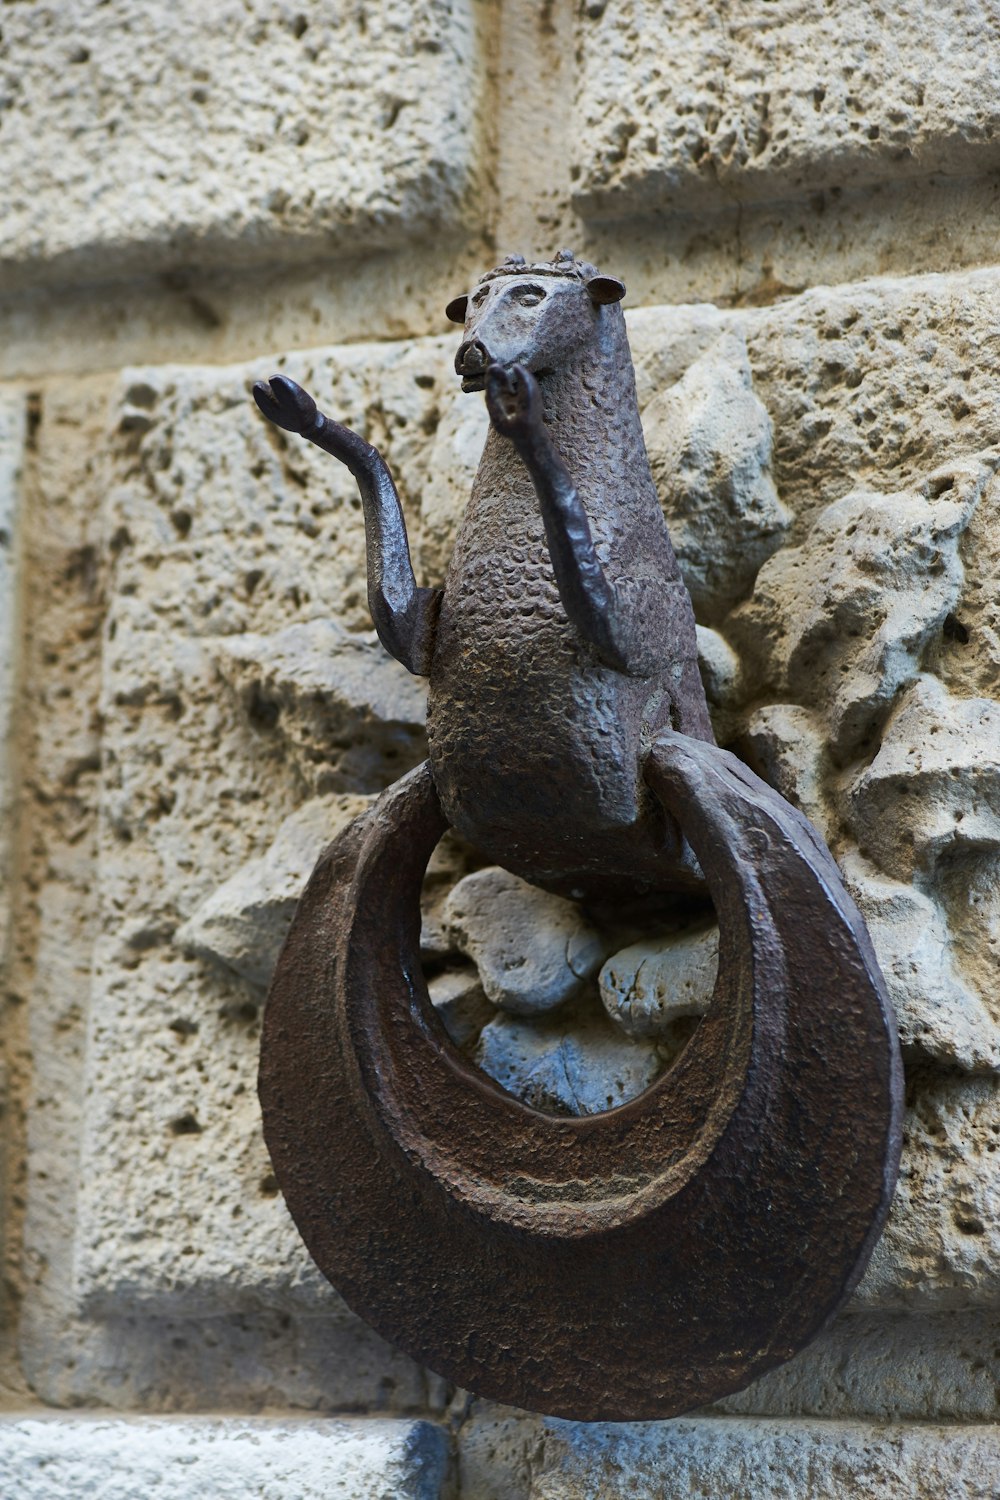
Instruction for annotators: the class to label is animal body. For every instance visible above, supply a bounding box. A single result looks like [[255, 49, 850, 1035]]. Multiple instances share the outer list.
[[254, 252, 712, 903]]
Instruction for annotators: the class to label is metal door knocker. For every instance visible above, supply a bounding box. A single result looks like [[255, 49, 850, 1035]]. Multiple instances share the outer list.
[[253, 252, 903, 1421]]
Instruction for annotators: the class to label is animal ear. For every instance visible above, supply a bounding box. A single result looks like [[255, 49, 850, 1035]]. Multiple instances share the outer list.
[[445, 294, 469, 324], [586, 275, 626, 305]]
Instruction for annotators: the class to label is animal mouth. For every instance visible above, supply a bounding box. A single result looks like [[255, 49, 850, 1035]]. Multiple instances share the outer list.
[[456, 338, 495, 392]]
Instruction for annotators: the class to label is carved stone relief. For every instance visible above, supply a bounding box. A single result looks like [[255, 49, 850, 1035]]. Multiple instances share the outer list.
[[8, 270, 999, 1419]]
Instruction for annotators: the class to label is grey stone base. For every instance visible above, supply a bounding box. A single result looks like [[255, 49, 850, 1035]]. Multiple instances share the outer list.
[[0, 1416, 451, 1499], [459, 1412, 1000, 1499]]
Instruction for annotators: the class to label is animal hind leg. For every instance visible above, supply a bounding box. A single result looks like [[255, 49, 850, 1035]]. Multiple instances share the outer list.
[[254, 374, 442, 676]]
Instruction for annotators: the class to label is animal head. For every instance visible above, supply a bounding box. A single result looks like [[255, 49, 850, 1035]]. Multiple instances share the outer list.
[[447, 251, 626, 392]]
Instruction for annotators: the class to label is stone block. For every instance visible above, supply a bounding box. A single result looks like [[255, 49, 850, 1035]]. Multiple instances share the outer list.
[[177, 793, 373, 989], [212, 619, 428, 793], [630, 276, 1000, 539], [0, 1, 482, 288], [715, 1310, 1000, 1423], [573, 2, 1000, 218], [459, 1412, 1000, 1500], [54, 270, 1000, 1334], [728, 460, 988, 758], [848, 675, 1000, 881], [0, 390, 25, 969], [840, 853, 999, 1075], [599, 924, 717, 1040], [475, 1002, 662, 1117], [857, 1070, 1000, 1311], [70, 340, 455, 1318], [444, 867, 608, 1016], [642, 332, 790, 622], [0, 1416, 451, 1500], [738, 704, 831, 840]]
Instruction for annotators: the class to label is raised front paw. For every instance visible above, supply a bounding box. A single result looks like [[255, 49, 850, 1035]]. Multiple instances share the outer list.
[[252, 374, 318, 435], [485, 363, 542, 440]]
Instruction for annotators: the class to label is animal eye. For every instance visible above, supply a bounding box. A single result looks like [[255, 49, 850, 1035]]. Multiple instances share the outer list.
[[512, 285, 546, 307]]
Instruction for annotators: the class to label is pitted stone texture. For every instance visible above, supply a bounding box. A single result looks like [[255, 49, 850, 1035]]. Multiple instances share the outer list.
[[849, 675, 1000, 881], [930, 459, 1000, 700], [630, 277, 1000, 539], [459, 1412, 1000, 1500], [50, 273, 1000, 1332], [0, 391, 25, 969], [599, 925, 717, 1041], [444, 868, 608, 1016], [643, 333, 790, 622], [6, 377, 121, 1406], [428, 965, 494, 1050], [716, 1310, 1000, 1423], [213, 620, 427, 794], [573, 3, 1000, 218], [103, 341, 454, 648], [0, 1, 481, 289], [71, 340, 455, 1319], [1, 382, 395, 1411], [177, 793, 372, 989], [941, 854, 1000, 1058], [857, 1069, 1000, 1311], [841, 853, 999, 1075], [738, 705, 832, 842], [729, 460, 989, 759], [0, 1416, 451, 1500], [475, 1004, 662, 1117]]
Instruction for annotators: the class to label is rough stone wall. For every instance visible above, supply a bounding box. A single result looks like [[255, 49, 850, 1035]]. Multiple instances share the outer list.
[[1, 2, 1000, 1494]]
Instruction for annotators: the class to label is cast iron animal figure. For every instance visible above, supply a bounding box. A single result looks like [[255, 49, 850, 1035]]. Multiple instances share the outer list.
[[253, 252, 903, 1422], [254, 251, 711, 902]]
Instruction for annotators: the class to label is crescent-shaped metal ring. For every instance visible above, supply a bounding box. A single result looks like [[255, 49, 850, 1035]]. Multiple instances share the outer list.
[[259, 730, 903, 1421]]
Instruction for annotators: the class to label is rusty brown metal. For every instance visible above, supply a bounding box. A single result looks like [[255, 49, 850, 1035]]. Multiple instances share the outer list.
[[260, 741, 901, 1420], [255, 252, 903, 1420]]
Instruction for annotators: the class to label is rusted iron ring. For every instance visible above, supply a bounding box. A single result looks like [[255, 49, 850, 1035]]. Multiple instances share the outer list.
[[260, 732, 902, 1420]]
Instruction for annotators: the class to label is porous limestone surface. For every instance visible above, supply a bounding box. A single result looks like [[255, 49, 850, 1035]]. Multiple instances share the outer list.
[[599, 925, 717, 1040], [0, 391, 23, 1291], [0, 392, 24, 969], [0, 0, 481, 289], [858, 1067, 1000, 1311], [0, 1416, 451, 1500], [177, 793, 374, 988], [573, 1, 1000, 217], [4, 377, 431, 1411], [839, 851, 998, 1074], [729, 458, 992, 760], [475, 1003, 662, 1117], [642, 332, 791, 622], [72, 339, 454, 1319], [714, 1309, 1000, 1423], [459, 1413, 1000, 1500], [850, 675, 1000, 881], [23, 267, 1000, 1388], [444, 867, 608, 1015]]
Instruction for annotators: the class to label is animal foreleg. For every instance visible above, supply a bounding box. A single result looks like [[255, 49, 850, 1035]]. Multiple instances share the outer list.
[[253, 374, 442, 676], [485, 363, 648, 676]]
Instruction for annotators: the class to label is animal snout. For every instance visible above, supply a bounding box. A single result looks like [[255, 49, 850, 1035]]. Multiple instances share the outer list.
[[456, 339, 492, 388]]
